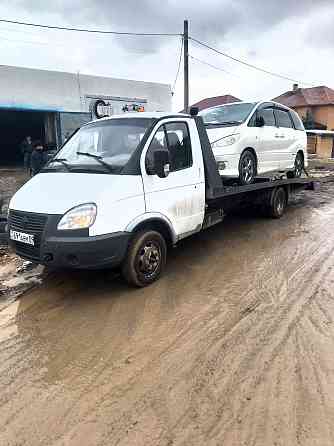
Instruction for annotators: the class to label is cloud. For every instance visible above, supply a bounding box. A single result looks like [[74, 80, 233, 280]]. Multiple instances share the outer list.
[[304, 8, 334, 48], [12, 0, 332, 53]]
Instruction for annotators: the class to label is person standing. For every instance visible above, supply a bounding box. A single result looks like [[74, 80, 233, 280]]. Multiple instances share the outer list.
[[30, 141, 48, 176], [20, 136, 33, 172]]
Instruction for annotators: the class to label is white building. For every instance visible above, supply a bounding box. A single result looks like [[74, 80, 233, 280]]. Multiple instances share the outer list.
[[0, 65, 171, 165]]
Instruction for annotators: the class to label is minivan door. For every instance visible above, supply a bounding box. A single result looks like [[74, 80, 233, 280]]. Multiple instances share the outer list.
[[141, 119, 205, 239], [274, 108, 296, 169], [255, 106, 282, 172]]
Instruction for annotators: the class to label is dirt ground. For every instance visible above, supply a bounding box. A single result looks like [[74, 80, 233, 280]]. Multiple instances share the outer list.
[[1, 178, 334, 445]]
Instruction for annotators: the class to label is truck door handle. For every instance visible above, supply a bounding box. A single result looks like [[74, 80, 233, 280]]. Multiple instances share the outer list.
[[275, 134, 280, 138]]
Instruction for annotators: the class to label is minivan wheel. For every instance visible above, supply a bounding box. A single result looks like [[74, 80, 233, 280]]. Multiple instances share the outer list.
[[122, 230, 167, 287], [288, 152, 304, 178], [239, 150, 257, 185]]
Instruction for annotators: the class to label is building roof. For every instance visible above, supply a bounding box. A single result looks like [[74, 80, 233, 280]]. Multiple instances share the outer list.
[[181, 94, 241, 112], [273, 85, 334, 108]]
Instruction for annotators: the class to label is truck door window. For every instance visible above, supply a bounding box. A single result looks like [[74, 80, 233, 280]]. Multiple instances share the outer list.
[[145, 126, 167, 173], [145, 122, 193, 174], [164, 122, 193, 171]]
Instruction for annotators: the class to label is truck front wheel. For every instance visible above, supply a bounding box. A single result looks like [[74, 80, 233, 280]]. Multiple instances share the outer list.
[[122, 230, 167, 287]]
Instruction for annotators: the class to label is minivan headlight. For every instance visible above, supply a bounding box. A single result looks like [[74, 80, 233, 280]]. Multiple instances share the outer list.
[[212, 133, 240, 148], [58, 203, 97, 230]]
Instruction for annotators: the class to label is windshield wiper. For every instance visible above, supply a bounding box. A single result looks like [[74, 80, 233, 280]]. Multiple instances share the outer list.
[[206, 120, 242, 126], [48, 158, 71, 171], [221, 120, 242, 125], [76, 152, 115, 173]]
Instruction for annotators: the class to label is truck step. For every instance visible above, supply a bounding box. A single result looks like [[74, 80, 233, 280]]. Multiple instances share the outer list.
[[203, 209, 224, 229]]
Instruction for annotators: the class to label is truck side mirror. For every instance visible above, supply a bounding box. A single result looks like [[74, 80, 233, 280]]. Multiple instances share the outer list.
[[190, 106, 199, 116], [255, 115, 265, 127], [153, 150, 170, 178]]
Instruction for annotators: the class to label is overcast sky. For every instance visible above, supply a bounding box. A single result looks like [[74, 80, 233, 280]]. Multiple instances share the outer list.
[[0, 1, 334, 111]]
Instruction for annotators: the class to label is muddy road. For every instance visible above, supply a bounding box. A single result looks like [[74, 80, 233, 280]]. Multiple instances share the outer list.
[[1, 182, 334, 446]]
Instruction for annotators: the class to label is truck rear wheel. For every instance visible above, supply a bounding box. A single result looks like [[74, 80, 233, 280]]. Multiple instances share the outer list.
[[266, 187, 287, 219], [122, 230, 167, 287]]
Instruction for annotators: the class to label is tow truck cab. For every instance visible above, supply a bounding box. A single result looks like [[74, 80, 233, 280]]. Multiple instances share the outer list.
[[8, 113, 216, 285]]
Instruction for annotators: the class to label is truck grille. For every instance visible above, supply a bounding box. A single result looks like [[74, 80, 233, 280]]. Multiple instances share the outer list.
[[8, 210, 48, 262]]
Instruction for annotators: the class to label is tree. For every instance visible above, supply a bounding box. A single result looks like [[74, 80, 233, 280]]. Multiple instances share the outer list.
[[302, 109, 315, 129]]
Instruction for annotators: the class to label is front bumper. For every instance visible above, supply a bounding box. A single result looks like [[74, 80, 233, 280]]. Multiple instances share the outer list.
[[9, 231, 130, 269], [37, 232, 131, 269], [8, 210, 131, 269]]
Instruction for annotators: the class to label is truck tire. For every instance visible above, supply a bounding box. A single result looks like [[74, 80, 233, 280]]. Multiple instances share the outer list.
[[0, 233, 8, 245], [0, 220, 7, 233], [266, 187, 287, 219], [122, 230, 167, 287]]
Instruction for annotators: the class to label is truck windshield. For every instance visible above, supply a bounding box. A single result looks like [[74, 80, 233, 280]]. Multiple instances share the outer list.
[[49, 118, 152, 173], [199, 102, 256, 126]]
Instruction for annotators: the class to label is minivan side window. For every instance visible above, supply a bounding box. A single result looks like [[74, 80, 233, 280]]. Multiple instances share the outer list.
[[258, 108, 276, 126], [248, 107, 276, 127], [145, 122, 193, 174], [290, 110, 305, 130], [275, 109, 294, 128]]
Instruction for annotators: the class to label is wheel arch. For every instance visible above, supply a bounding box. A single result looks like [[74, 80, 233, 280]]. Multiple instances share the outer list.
[[126, 214, 177, 246]]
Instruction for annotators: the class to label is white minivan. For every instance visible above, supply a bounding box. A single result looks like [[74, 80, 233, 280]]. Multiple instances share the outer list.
[[199, 101, 307, 184]]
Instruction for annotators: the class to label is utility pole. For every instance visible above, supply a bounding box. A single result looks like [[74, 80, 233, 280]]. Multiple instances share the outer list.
[[183, 19, 189, 113]]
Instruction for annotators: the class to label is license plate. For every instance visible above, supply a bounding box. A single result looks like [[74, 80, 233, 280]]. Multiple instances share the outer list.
[[10, 230, 35, 246]]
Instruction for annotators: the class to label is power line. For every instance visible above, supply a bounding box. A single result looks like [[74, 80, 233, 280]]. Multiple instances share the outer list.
[[0, 18, 181, 37], [190, 36, 315, 86], [189, 54, 239, 78], [172, 36, 183, 95]]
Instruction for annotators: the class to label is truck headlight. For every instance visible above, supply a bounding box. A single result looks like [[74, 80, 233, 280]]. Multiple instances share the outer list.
[[57, 203, 97, 230], [212, 133, 240, 148]]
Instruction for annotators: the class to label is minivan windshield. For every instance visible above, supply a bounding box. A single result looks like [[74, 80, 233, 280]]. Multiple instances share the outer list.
[[199, 102, 256, 126], [47, 118, 152, 174]]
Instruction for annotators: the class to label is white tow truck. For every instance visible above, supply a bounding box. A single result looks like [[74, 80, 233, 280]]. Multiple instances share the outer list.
[[8, 109, 317, 286]]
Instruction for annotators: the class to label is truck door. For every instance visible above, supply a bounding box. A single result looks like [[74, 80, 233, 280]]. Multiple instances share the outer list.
[[141, 119, 205, 239]]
